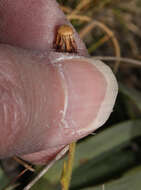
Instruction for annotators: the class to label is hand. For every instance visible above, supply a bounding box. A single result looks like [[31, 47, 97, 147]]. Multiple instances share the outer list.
[[0, 0, 118, 164]]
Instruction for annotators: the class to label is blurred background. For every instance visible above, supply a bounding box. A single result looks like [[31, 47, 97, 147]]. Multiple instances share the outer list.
[[0, 0, 141, 189]]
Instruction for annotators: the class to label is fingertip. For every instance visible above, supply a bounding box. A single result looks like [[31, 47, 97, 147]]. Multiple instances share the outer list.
[[53, 56, 118, 140]]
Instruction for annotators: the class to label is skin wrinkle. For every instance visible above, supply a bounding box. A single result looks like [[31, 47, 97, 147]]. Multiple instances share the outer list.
[[0, 60, 21, 90], [0, 86, 24, 157], [58, 65, 78, 135], [3, 103, 8, 127], [0, 0, 118, 164], [0, 50, 68, 157], [9, 91, 24, 133], [16, 63, 46, 155], [16, 60, 66, 154], [2, 47, 35, 133], [0, 83, 23, 138], [55, 63, 68, 116], [0, 44, 118, 162], [53, 62, 69, 133], [0, 45, 48, 156]]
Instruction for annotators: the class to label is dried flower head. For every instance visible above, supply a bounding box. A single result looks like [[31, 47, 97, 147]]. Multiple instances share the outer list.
[[54, 25, 77, 53]]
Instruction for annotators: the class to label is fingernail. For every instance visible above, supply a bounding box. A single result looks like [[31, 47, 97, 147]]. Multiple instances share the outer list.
[[52, 56, 118, 141]]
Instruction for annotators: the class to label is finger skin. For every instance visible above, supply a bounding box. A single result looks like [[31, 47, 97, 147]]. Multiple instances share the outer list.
[[0, 45, 66, 157], [0, 0, 87, 55], [21, 56, 118, 165], [0, 0, 118, 164], [0, 0, 87, 162], [0, 45, 118, 164]]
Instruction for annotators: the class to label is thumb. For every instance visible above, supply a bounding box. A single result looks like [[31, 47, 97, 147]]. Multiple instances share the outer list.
[[0, 45, 118, 165], [21, 55, 118, 164]]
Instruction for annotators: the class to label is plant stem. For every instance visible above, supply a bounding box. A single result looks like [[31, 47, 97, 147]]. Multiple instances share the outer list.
[[61, 142, 76, 190]]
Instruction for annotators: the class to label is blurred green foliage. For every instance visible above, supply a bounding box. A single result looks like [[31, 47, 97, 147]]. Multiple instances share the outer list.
[[0, 167, 9, 189]]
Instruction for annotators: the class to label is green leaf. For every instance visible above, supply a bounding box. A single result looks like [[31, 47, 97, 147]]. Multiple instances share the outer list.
[[31, 177, 57, 190], [81, 166, 141, 190], [0, 166, 9, 189], [70, 119, 141, 188], [119, 83, 141, 112], [71, 146, 137, 189], [76, 119, 141, 163]]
